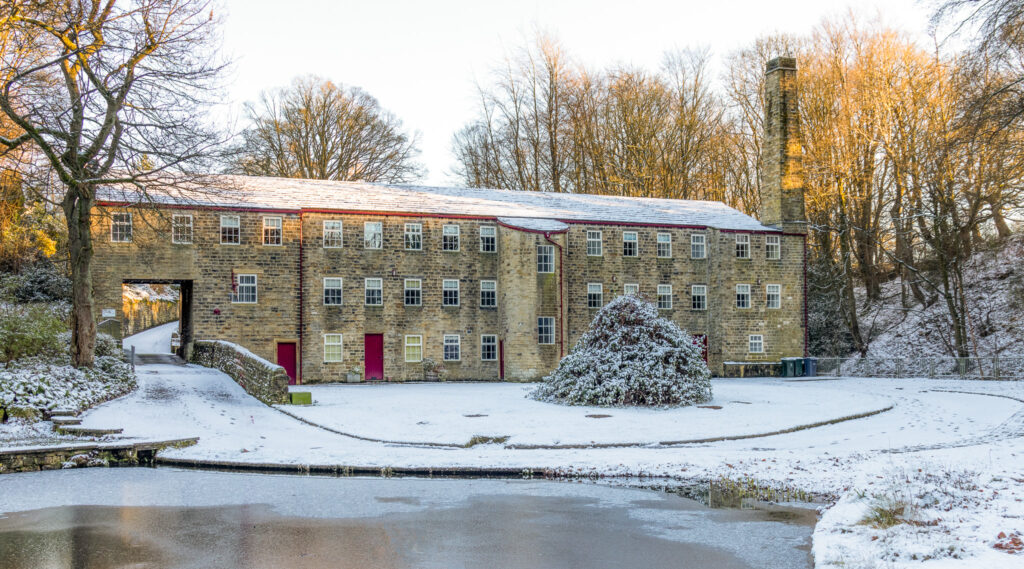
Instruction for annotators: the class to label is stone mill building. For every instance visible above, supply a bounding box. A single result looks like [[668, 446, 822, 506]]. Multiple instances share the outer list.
[[91, 57, 807, 384]]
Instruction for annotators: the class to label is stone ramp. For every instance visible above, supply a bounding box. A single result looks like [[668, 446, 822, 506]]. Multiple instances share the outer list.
[[135, 353, 185, 365]]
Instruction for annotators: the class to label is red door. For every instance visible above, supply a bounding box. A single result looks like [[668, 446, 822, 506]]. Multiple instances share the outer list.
[[276, 342, 298, 385], [364, 334, 384, 381], [693, 335, 708, 363]]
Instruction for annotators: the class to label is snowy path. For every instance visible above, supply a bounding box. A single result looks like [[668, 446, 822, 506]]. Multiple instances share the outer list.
[[121, 321, 178, 354]]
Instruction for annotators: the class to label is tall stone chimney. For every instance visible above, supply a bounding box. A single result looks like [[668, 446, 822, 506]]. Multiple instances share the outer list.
[[760, 57, 806, 234]]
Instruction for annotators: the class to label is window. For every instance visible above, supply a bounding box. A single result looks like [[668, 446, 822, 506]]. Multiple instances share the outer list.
[[766, 234, 781, 260], [657, 233, 672, 258], [323, 220, 343, 248], [263, 217, 282, 245], [171, 214, 192, 244], [624, 283, 639, 295], [110, 212, 132, 243], [586, 230, 603, 256], [324, 334, 343, 363], [323, 277, 343, 305], [404, 279, 422, 306], [657, 284, 672, 309], [766, 284, 781, 309], [364, 222, 382, 249], [443, 334, 461, 361], [623, 231, 638, 257], [405, 335, 423, 362], [537, 245, 554, 273], [364, 278, 383, 305], [735, 234, 750, 258], [736, 284, 751, 309], [587, 283, 603, 308], [405, 223, 422, 250], [691, 285, 707, 311], [442, 279, 460, 306], [480, 226, 497, 252], [220, 215, 240, 245], [480, 280, 497, 307], [749, 334, 764, 354], [231, 273, 257, 304], [481, 335, 497, 361], [691, 234, 706, 259], [538, 317, 555, 344], [442, 224, 460, 251]]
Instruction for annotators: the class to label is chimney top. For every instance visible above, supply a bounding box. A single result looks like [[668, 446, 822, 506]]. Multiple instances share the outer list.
[[766, 57, 797, 73]]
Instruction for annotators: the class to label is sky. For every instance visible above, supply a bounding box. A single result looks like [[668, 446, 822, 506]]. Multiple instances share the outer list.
[[219, 0, 935, 185]]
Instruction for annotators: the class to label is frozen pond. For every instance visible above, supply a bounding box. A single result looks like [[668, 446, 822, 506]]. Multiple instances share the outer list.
[[0, 469, 814, 569]]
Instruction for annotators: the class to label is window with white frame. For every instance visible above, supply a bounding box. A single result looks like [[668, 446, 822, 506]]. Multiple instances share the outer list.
[[735, 234, 750, 258], [624, 283, 639, 295], [404, 279, 421, 306], [480, 280, 497, 308], [442, 224, 460, 251], [537, 245, 554, 273], [171, 214, 192, 244], [231, 273, 257, 303], [766, 284, 781, 309], [323, 220, 343, 248], [110, 212, 132, 243], [766, 234, 781, 260], [261, 217, 281, 246], [364, 222, 382, 249], [323, 277, 343, 305], [657, 233, 672, 258], [736, 284, 751, 308], [691, 233, 706, 259], [657, 284, 672, 309], [220, 215, 240, 245], [480, 226, 497, 252], [404, 335, 423, 362], [443, 334, 460, 361], [364, 278, 383, 305], [586, 230, 603, 256], [691, 285, 707, 310], [324, 334, 343, 362], [442, 279, 459, 306], [538, 317, 555, 344], [587, 283, 603, 308], [404, 223, 422, 250], [481, 334, 497, 361], [749, 334, 764, 353], [622, 231, 638, 257]]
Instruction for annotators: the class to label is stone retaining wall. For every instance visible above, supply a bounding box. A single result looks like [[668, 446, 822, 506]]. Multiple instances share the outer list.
[[191, 340, 289, 405], [722, 362, 782, 378], [0, 438, 197, 474]]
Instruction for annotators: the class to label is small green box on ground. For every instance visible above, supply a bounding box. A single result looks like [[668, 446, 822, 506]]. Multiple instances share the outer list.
[[289, 392, 312, 405]]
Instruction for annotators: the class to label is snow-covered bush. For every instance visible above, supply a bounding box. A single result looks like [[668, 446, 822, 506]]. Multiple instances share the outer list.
[[0, 263, 72, 303], [57, 330, 121, 358], [0, 353, 135, 417], [0, 303, 66, 363], [531, 294, 712, 407]]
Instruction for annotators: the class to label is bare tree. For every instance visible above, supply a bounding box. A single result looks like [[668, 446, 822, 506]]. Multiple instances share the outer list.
[[234, 76, 424, 183], [0, 0, 228, 367]]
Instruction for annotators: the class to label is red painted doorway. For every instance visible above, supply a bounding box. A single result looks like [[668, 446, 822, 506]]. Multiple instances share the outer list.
[[276, 342, 298, 385], [364, 334, 384, 381]]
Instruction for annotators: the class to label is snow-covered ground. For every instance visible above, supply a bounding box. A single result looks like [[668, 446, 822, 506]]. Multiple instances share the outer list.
[[11, 363, 1024, 568], [285, 381, 891, 446], [122, 320, 177, 354]]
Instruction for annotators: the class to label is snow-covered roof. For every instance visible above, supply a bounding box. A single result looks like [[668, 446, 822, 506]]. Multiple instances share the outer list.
[[98, 175, 774, 232]]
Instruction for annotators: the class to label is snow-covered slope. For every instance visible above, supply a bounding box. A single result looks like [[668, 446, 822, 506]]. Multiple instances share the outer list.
[[858, 235, 1024, 358]]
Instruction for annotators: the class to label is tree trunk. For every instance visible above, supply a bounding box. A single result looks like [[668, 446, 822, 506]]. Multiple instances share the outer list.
[[64, 188, 96, 368]]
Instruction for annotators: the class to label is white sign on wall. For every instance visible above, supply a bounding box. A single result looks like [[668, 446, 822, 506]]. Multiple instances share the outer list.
[[101, 309, 116, 318]]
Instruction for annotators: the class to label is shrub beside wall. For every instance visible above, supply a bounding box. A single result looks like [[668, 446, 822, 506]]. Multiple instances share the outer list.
[[191, 340, 289, 405]]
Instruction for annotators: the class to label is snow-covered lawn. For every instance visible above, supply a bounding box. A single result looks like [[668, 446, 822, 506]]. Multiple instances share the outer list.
[[122, 320, 178, 354], [11, 363, 1024, 568], [282, 381, 892, 446]]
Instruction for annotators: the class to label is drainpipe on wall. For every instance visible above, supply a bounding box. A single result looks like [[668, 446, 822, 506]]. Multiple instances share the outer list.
[[298, 211, 305, 383], [543, 232, 565, 358]]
